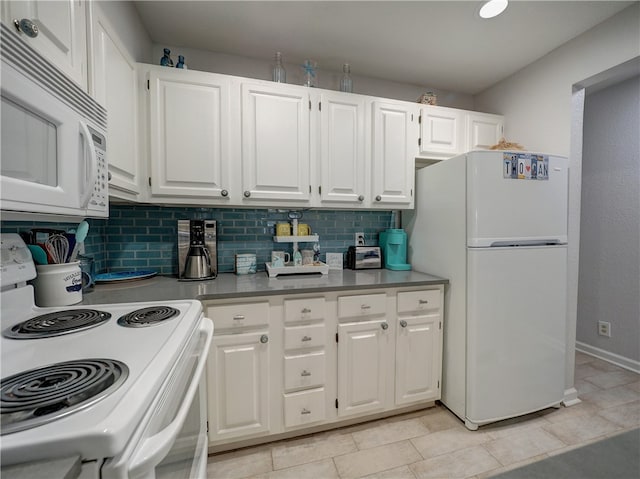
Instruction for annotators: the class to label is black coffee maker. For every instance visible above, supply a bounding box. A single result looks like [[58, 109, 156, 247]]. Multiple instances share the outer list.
[[178, 220, 217, 280]]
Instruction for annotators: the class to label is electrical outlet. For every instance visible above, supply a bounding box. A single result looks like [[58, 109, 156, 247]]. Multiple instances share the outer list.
[[355, 232, 365, 246], [598, 321, 611, 337]]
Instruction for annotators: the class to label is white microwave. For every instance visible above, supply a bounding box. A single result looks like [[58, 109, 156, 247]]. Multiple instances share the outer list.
[[0, 24, 108, 220]]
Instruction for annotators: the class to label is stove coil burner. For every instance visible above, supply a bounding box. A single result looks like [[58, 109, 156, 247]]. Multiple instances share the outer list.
[[117, 306, 180, 328], [3, 309, 112, 339], [0, 358, 128, 435]]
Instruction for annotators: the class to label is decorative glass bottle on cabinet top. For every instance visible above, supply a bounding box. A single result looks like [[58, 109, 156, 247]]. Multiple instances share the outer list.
[[302, 60, 317, 87], [340, 63, 353, 93], [272, 51, 286, 83]]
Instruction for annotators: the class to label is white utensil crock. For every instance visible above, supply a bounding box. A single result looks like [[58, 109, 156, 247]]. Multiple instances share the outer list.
[[33, 261, 83, 307]]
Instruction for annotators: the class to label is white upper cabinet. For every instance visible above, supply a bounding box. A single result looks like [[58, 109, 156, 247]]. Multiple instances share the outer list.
[[240, 81, 311, 204], [315, 91, 366, 206], [2, 0, 88, 89], [148, 67, 231, 200], [418, 105, 465, 159], [371, 100, 417, 207], [91, 8, 141, 199], [466, 112, 504, 150], [418, 106, 504, 162]]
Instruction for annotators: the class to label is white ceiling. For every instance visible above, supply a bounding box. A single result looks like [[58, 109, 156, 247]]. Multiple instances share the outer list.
[[133, 1, 634, 95]]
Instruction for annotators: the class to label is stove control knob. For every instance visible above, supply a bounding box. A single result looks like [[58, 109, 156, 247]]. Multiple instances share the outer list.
[[260, 334, 269, 344]]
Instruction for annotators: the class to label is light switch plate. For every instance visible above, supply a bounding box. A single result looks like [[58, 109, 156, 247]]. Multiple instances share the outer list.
[[326, 253, 343, 270]]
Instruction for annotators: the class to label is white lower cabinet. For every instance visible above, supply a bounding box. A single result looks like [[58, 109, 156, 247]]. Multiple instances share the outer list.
[[395, 289, 443, 405], [337, 319, 391, 417], [208, 331, 270, 441], [205, 286, 443, 450], [206, 301, 271, 444]]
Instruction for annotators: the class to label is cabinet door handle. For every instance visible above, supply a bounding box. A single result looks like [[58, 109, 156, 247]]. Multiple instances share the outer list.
[[301, 408, 311, 415], [244, 190, 251, 198], [375, 195, 382, 202], [233, 315, 245, 320], [221, 189, 229, 197], [381, 322, 389, 330], [301, 307, 311, 314], [358, 195, 364, 202], [400, 320, 407, 328], [301, 370, 311, 377], [108, 171, 112, 181], [301, 335, 312, 342], [360, 304, 371, 310], [14, 18, 39, 38], [419, 299, 429, 304], [260, 334, 269, 343]]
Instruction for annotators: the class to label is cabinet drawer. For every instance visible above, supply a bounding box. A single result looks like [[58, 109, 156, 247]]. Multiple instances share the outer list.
[[397, 290, 441, 314], [284, 324, 326, 350], [284, 297, 326, 323], [338, 293, 386, 319], [206, 301, 269, 330], [284, 351, 325, 391], [283, 388, 326, 428]]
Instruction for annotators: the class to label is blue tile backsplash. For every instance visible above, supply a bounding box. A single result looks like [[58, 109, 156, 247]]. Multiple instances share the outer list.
[[2, 206, 396, 275]]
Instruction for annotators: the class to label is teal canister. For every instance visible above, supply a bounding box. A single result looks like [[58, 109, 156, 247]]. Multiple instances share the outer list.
[[379, 228, 411, 271]]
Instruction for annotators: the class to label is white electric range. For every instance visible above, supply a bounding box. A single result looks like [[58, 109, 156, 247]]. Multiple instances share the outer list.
[[0, 233, 213, 478]]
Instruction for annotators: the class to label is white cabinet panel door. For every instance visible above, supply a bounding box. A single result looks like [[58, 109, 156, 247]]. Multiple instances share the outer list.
[[337, 320, 390, 417], [318, 92, 366, 205], [466, 112, 503, 150], [92, 11, 140, 197], [149, 69, 231, 199], [241, 82, 310, 203], [419, 106, 464, 158], [2, 0, 87, 89], [395, 315, 441, 405], [371, 101, 416, 207], [208, 331, 270, 441]]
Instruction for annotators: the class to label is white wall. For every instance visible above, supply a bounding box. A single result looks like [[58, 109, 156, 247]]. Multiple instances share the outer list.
[[474, 4, 640, 156], [577, 75, 640, 364], [94, 1, 153, 62], [150, 44, 476, 110], [474, 3, 640, 398]]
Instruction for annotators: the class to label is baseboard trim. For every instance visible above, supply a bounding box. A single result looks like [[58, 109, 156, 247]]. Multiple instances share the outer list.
[[563, 387, 581, 406], [576, 341, 640, 374]]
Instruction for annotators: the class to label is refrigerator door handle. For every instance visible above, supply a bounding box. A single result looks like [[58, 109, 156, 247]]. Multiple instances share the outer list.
[[488, 239, 564, 247]]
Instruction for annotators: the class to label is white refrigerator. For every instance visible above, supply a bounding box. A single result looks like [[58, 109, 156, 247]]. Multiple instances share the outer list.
[[406, 150, 568, 430]]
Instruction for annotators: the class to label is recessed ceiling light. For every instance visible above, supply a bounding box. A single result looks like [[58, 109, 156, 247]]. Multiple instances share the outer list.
[[479, 0, 509, 19]]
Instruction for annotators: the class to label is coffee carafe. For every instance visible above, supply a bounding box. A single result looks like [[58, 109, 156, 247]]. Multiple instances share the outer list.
[[178, 219, 217, 280]]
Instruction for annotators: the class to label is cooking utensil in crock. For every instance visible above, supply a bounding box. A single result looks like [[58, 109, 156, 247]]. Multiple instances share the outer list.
[[68, 221, 89, 262], [27, 244, 48, 265], [45, 234, 69, 264]]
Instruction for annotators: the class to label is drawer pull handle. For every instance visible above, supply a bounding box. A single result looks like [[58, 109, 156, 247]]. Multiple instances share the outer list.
[[361, 304, 371, 310], [301, 370, 311, 377], [400, 320, 407, 328], [301, 335, 312, 342], [419, 299, 429, 304], [301, 308, 311, 314], [260, 334, 269, 344], [233, 315, 245, 320], [381, 322, 389, 330], [301, 408, 311, 415]]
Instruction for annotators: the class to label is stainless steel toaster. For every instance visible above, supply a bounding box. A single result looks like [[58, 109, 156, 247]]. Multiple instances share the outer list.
[[346, 246, 382, 269]]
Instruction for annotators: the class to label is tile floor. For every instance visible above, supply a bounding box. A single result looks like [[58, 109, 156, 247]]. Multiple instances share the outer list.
[[206, 352, 640, 479]]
